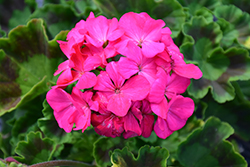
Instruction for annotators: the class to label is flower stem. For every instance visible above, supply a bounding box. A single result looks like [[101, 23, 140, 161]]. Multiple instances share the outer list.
[[29, 160, 96, 167]]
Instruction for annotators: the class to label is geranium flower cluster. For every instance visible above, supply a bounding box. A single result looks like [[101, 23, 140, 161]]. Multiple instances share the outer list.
[[46, 12, 202, 139]]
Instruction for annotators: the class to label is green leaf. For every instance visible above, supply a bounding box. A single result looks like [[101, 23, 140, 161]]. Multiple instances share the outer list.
[[29, 3, 81, 37], [221, 0, 250, 14], [14, 131, 56, 165], [111, 145, 169, 167], [177, 0, 221, 16], [182, 16, 222, 46], [194, 7, 214, 23], [8, 6, 31, 30], [66, 129, 100, 163], [0, 0, 26, 32], [93, 137, 137, 167], [215, 18, 239, 48], [204, 91, 250, 141], [214, 5, 250, 47], [0, 19, 68, 116], [181, 16, 250, 102], [177, 117, 247, 167], [0, 27, 6, 37], [237, 80, 250, 101]]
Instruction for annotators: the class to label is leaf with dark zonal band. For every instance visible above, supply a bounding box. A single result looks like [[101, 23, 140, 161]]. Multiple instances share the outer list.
[[93, 137, 137, 167], [0, 19, 68, 116], [187, 47, 250, 103], [180, 16, 250, 103], [177, 117, 247, 167], [111, 145, 169, 167], [214, 5, 250, 48], [14, 131, 56, 165], [29, 3, 81, 38], [176, 0, 221, 16], [204, 89, 250, 141]]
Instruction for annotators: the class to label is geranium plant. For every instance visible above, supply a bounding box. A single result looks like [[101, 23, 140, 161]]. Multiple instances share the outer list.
[[0, 0, 249, 167]]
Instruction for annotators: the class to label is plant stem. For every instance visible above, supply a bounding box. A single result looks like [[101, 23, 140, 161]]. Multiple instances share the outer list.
[[29, 160, 96, 167]]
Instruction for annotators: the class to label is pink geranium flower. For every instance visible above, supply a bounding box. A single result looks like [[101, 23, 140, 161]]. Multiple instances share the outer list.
[[154, 95, 194, 139], [91, 92, 124, 138], [94, 61, 150, 116], [148, 68, 190, 118], [117, 41, 157, 85], [117, 12, 165, 58], [123, 100, 154, 139], [85, 14, 124, 48], [46, 87, 98, 133]]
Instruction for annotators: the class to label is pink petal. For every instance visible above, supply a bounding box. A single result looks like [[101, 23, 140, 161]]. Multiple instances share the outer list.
[[123, 41, 142, 63], [168, 95, 194, 120], [92, 113, 124, 138], [141, 100, 152, 114], [57, 41, 72, 58], [93, 92, 109, 114], [148, 72, 167, 103], [154, 57, 172, 74], [173, 59, 203, 79], [46, 88, 72, 112], [131, 106, 143, 121], [107, 93, 131, 117], [139, 57, 157, 85], [141, 41, 165, 58], [94, 71, 115, 92], [154, 117, 173, 139], [56, 69, 79, 86], [117, 57, 139, 79], [104, 43, 117, 58], [87, 12, 95, 20], [143, 19, 165, 41], [76, 72, 97, 89], [85, 35, 103, 48], [69, 53, 87, 72], [150, 98, 168, 119], [106, 61, 125, 88], [165, 72, 190, 99], [54, 60, 69, 76], [124, 112, 142, 136], [54, 106, 75, 133], [121, 75, 150, 101], [86, 15, 109, 47], [167, 111, 187, 131], [73, 107, 91, 132], [123, 131, 138, 139], [141, 115, 154, 138], [107, 18, 124, 41], [119, 12, 145, 41]]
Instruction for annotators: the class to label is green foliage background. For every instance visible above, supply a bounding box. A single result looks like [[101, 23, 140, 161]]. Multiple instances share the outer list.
[[0, 0, 250, 166]]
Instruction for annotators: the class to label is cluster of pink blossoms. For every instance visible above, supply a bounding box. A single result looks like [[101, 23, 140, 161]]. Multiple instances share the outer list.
[[46, 12, 202, 139]]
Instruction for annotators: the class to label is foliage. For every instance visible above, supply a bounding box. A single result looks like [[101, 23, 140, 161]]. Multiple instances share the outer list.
[[0, 0, 249, 166]]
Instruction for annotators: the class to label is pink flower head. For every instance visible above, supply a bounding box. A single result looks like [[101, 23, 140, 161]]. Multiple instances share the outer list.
[[117, 12, 165, 58], [47, 11, 202, 139], [94, 61, 150, 117]]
